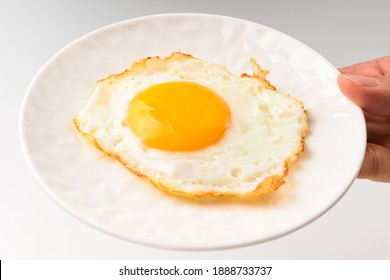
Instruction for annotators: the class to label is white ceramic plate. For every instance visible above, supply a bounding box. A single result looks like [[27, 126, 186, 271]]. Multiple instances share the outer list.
[[20, 14, 366, 250]]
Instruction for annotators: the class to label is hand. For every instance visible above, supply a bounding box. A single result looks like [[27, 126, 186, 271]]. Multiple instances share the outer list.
[[337, 56, 390, 182]]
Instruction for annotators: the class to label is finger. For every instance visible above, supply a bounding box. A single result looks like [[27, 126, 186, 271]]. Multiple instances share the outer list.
[[358, 143, 390, 182], [364, 111, 390, 143], [338, 56, 390, 76], [337, 73, 390, 116]]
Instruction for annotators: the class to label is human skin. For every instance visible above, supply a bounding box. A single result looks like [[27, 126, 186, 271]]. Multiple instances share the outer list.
[[337, 56, 390, 182]]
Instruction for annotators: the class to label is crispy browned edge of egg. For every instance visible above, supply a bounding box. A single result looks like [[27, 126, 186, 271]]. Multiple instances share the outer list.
[[73, 52, 309, 198]]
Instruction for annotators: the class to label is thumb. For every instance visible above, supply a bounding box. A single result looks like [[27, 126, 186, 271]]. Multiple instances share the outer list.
[[337, 73, 390, 116], [359, 143, 390, 182]]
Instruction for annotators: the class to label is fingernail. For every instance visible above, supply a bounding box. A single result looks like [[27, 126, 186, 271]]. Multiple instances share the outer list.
[[340, 74, 381, 87]]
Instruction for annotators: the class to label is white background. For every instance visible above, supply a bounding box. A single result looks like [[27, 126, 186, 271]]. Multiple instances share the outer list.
[[1, 0, 389, 259]]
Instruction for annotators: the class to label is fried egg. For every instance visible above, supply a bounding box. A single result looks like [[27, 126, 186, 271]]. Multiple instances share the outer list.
[[74, 52, 308, 198]]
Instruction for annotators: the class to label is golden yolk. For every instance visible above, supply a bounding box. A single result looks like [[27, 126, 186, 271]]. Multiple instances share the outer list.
[[128, 81, 231, 151]]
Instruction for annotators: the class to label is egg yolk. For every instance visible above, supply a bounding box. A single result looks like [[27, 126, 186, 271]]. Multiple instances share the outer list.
[[128, 81, 231, 151]]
